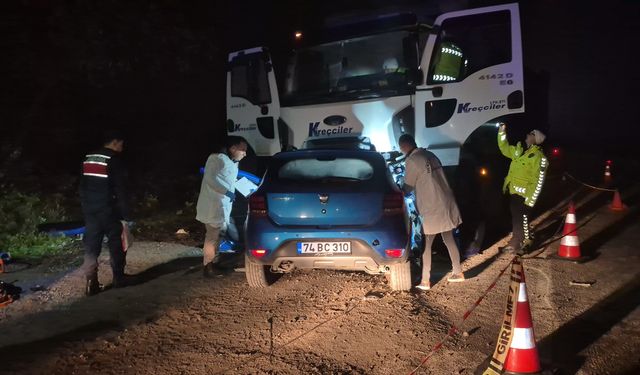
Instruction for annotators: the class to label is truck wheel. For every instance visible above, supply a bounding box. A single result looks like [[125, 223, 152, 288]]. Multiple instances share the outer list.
[[388, 261, 411, 291], [245, 254, 275, 287]]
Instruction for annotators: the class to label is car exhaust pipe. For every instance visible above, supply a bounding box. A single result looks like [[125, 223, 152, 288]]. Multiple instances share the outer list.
[[274, 261, 295, 273]]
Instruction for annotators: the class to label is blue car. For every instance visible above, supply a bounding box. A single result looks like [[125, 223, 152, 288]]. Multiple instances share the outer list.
[[244, 149, 412, 290]]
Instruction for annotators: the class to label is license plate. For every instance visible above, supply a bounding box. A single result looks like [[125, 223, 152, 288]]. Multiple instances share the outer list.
[[297, 241, 351, 254]]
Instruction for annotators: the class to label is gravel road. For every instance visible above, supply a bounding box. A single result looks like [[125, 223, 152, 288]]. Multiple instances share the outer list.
[[1, 190, 639, 375]]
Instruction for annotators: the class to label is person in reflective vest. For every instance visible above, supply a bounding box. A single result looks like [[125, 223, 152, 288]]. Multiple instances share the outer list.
[[196, 136, 247, 277], [79, 130, 131, 296], [498, 123, 548, 253]]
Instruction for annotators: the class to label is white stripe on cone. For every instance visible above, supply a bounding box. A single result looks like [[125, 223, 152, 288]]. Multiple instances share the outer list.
[[510, 327, 536, 349], [518, 282, 528, 303], [565, 213, 576, 224], [560, 235, 580, 247]]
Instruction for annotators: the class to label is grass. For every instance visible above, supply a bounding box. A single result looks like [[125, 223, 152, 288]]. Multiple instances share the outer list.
[[0, 186, 80, 263], [2, 233, 80, 262]]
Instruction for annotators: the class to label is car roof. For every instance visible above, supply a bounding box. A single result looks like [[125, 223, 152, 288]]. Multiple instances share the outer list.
[[273, 149, 384, 162], [302, 136, 377, 151]]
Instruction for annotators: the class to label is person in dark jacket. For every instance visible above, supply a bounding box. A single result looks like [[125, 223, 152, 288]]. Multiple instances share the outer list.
[[79, 130, 131, 296]]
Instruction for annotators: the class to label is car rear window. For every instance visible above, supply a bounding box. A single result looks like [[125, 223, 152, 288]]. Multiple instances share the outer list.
[[278, 158, 374, 181]]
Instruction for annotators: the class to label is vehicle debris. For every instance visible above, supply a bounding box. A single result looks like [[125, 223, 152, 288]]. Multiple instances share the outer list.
[[569, 280, 596, 287]]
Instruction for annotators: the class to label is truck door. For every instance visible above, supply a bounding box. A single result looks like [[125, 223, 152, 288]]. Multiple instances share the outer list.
[[414, 3, 524, 166], [226, 47, 281, 156]]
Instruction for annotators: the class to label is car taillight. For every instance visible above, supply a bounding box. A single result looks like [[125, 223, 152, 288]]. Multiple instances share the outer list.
[[383, 192, 404, 214], [250, 249, 267, 258], [249, 194, 267, 215], [385, 249, 403, 258]]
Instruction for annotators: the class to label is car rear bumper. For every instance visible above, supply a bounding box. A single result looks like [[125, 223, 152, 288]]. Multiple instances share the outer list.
[[246, 237, 408, 274], [269, 255, 382, 273]]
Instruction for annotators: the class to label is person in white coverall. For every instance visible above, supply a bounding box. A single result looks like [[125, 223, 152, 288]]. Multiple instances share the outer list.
[[196, 136, 248, 277]]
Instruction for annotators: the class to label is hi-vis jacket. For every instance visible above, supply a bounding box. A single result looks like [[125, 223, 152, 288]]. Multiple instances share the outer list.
[[498, 129, 548, 207], [196, 153, 238, 227]]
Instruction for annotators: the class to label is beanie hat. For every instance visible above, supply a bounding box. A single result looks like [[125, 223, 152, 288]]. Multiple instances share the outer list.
[[531, 129, 546, 145]]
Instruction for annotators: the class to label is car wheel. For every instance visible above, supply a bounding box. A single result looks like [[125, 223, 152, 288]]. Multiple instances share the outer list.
[[245, 254, 276, 287], [388, 261, 411, 291]]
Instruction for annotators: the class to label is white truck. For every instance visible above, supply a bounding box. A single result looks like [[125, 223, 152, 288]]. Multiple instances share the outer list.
[[225, 3, 526, 251]]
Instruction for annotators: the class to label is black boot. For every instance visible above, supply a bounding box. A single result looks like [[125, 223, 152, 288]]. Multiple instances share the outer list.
[[203, 262, 214, 278], [85, 275, 100, 296], [203, 262, 223, 278], [113, 274, 135, 288]]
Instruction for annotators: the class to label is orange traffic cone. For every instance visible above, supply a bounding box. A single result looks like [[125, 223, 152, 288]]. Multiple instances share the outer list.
[[609, 190, 626, 211], [603, 164, 612, 185], [503, 267, 542, 374], [557, 202, 581, 259]]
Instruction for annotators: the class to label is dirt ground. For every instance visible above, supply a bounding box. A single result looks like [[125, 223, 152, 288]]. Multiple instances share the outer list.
[[1, 184, 639, 375]]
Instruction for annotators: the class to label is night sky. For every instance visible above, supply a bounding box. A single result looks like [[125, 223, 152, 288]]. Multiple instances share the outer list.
[[1, 0, 639, 182]]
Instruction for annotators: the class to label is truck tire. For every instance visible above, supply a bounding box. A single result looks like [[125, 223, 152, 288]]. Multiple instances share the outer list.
[[388, 261, 411, 291], [245, 254, 274, 288]]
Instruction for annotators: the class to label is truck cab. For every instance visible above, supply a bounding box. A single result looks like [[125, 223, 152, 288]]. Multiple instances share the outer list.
[[225, 3, 523, 167]]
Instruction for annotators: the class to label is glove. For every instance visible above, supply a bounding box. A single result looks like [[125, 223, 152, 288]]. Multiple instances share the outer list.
[[225, 190, 236, 202]]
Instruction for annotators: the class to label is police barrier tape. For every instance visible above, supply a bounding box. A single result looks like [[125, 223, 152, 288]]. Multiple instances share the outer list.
[[563, 172, 617, 192], [409, 256, 517, 375]]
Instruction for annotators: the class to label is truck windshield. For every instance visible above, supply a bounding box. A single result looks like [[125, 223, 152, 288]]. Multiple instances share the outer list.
[[281, 31, 417, 106]]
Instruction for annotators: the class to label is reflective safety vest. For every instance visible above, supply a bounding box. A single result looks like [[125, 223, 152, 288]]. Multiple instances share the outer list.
[[498, 129, 548, 207]]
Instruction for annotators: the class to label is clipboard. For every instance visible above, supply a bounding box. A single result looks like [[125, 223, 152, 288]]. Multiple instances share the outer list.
[[235, 176, 258, 197]]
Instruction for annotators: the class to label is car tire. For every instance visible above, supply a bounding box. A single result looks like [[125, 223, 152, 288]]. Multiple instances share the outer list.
[[245, 254, 275, 287], [389, 261, 411, 291]]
